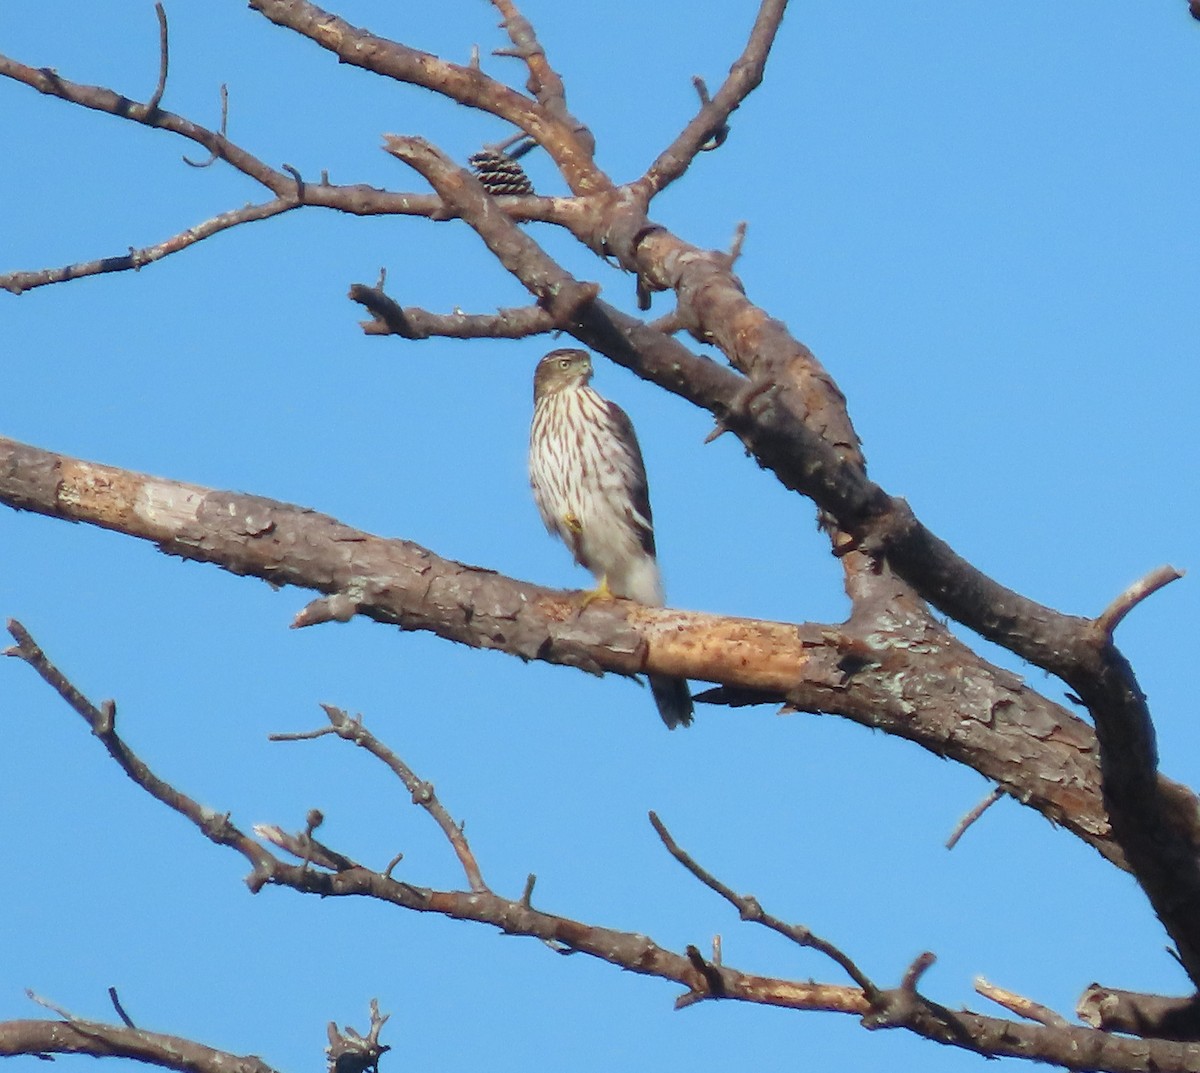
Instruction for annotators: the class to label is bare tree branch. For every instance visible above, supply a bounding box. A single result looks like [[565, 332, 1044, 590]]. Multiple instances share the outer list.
[[2, 199, 297, 295], [246, 0, 607, 193], [8, 630, 1200, 1073], [383, 134, 603, 326], [945, 788, 1005, 850], [348, 282, 557, 339], [489, 0, 583, 145], [0, 435, 1119, 840], [0, 46, 589, 294], [147, 3, 169, 115], [0, 432, 1160, 874], [0, 1017, 280, 1073], [274, 704, 489, 893], [635, 0, 791, 200], [649, 811, 881, 1001], [0, 54, 278, 187], [3, 6, 1198, 1066], [1096, 565, 1185, 637], [975, 977, 1071, 1028], [3, 619, 283, 891], [326, 1001, 390, 1073], [1078, 984, 1200, 1041]]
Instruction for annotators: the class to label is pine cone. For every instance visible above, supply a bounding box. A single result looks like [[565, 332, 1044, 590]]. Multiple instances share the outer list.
[[468, 149, 534, 196]]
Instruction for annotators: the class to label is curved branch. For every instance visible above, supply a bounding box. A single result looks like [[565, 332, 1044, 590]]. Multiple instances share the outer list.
[[147, 3, 169, 115], [635, 0, 791, 200], [0, 54, 280, 189]]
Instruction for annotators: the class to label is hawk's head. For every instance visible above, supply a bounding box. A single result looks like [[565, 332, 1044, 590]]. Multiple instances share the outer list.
[[533, 348, 593, 402]]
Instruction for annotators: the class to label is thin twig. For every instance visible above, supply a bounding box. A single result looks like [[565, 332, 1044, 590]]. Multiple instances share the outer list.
[[0, 198, 296, 295], [382, 852, 404, 879], [648, 811, 880, 1001], [146, 3, 169, 114], [637, 0, 789, 200], [253, 823, 361, 873], [26, 990, 76, 1022], [6, 620, 281, 889], [182, 83, 228, 168], [107, 987, 136, 1029], [281, 163, 305, 197], [976, 976, 1069, 1027], [685, 944, 726, 997], [945, 787, 1005, 850], [691, 77, 730, 151], [1095, 565, 1185, 637], [520, 873, 537, 907], [900, 952, 936, 993], [728, 221, 748, 264], [269, 726, 337, 742], [288, 704, 491, 894]]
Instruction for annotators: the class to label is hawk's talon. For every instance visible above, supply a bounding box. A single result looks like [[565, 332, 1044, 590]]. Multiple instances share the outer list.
[[579, 575, 613, 609], [563, 512, 583, 535]]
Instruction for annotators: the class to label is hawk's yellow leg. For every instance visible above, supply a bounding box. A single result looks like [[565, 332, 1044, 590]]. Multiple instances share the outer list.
[[561, 511, 613, 609], [580, 574, 613, 609]]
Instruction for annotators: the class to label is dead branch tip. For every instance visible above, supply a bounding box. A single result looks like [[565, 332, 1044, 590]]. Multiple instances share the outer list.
[[1095, 564, 1185, 636], [945, 786, 1004, 850]]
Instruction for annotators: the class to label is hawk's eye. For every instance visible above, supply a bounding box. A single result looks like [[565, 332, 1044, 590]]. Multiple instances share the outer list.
[[558, 358, 571, 370]]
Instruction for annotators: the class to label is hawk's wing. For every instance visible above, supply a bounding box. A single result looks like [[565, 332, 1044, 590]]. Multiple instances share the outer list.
[[603, 399, 656, 559]]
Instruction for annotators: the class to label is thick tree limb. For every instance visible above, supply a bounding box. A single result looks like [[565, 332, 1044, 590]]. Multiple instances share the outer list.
[[1078, 984, 1200, 1041], [0, 432, 1147, 873]]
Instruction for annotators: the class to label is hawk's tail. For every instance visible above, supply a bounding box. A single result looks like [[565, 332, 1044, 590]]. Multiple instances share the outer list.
[[649, 674, 694, 729]]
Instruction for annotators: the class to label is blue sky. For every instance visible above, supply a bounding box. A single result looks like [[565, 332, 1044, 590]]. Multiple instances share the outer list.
[[2, 3, 1198, 1071]]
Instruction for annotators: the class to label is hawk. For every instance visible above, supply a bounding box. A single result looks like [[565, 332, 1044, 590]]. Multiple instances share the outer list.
[[529, 348, 694, 729]]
